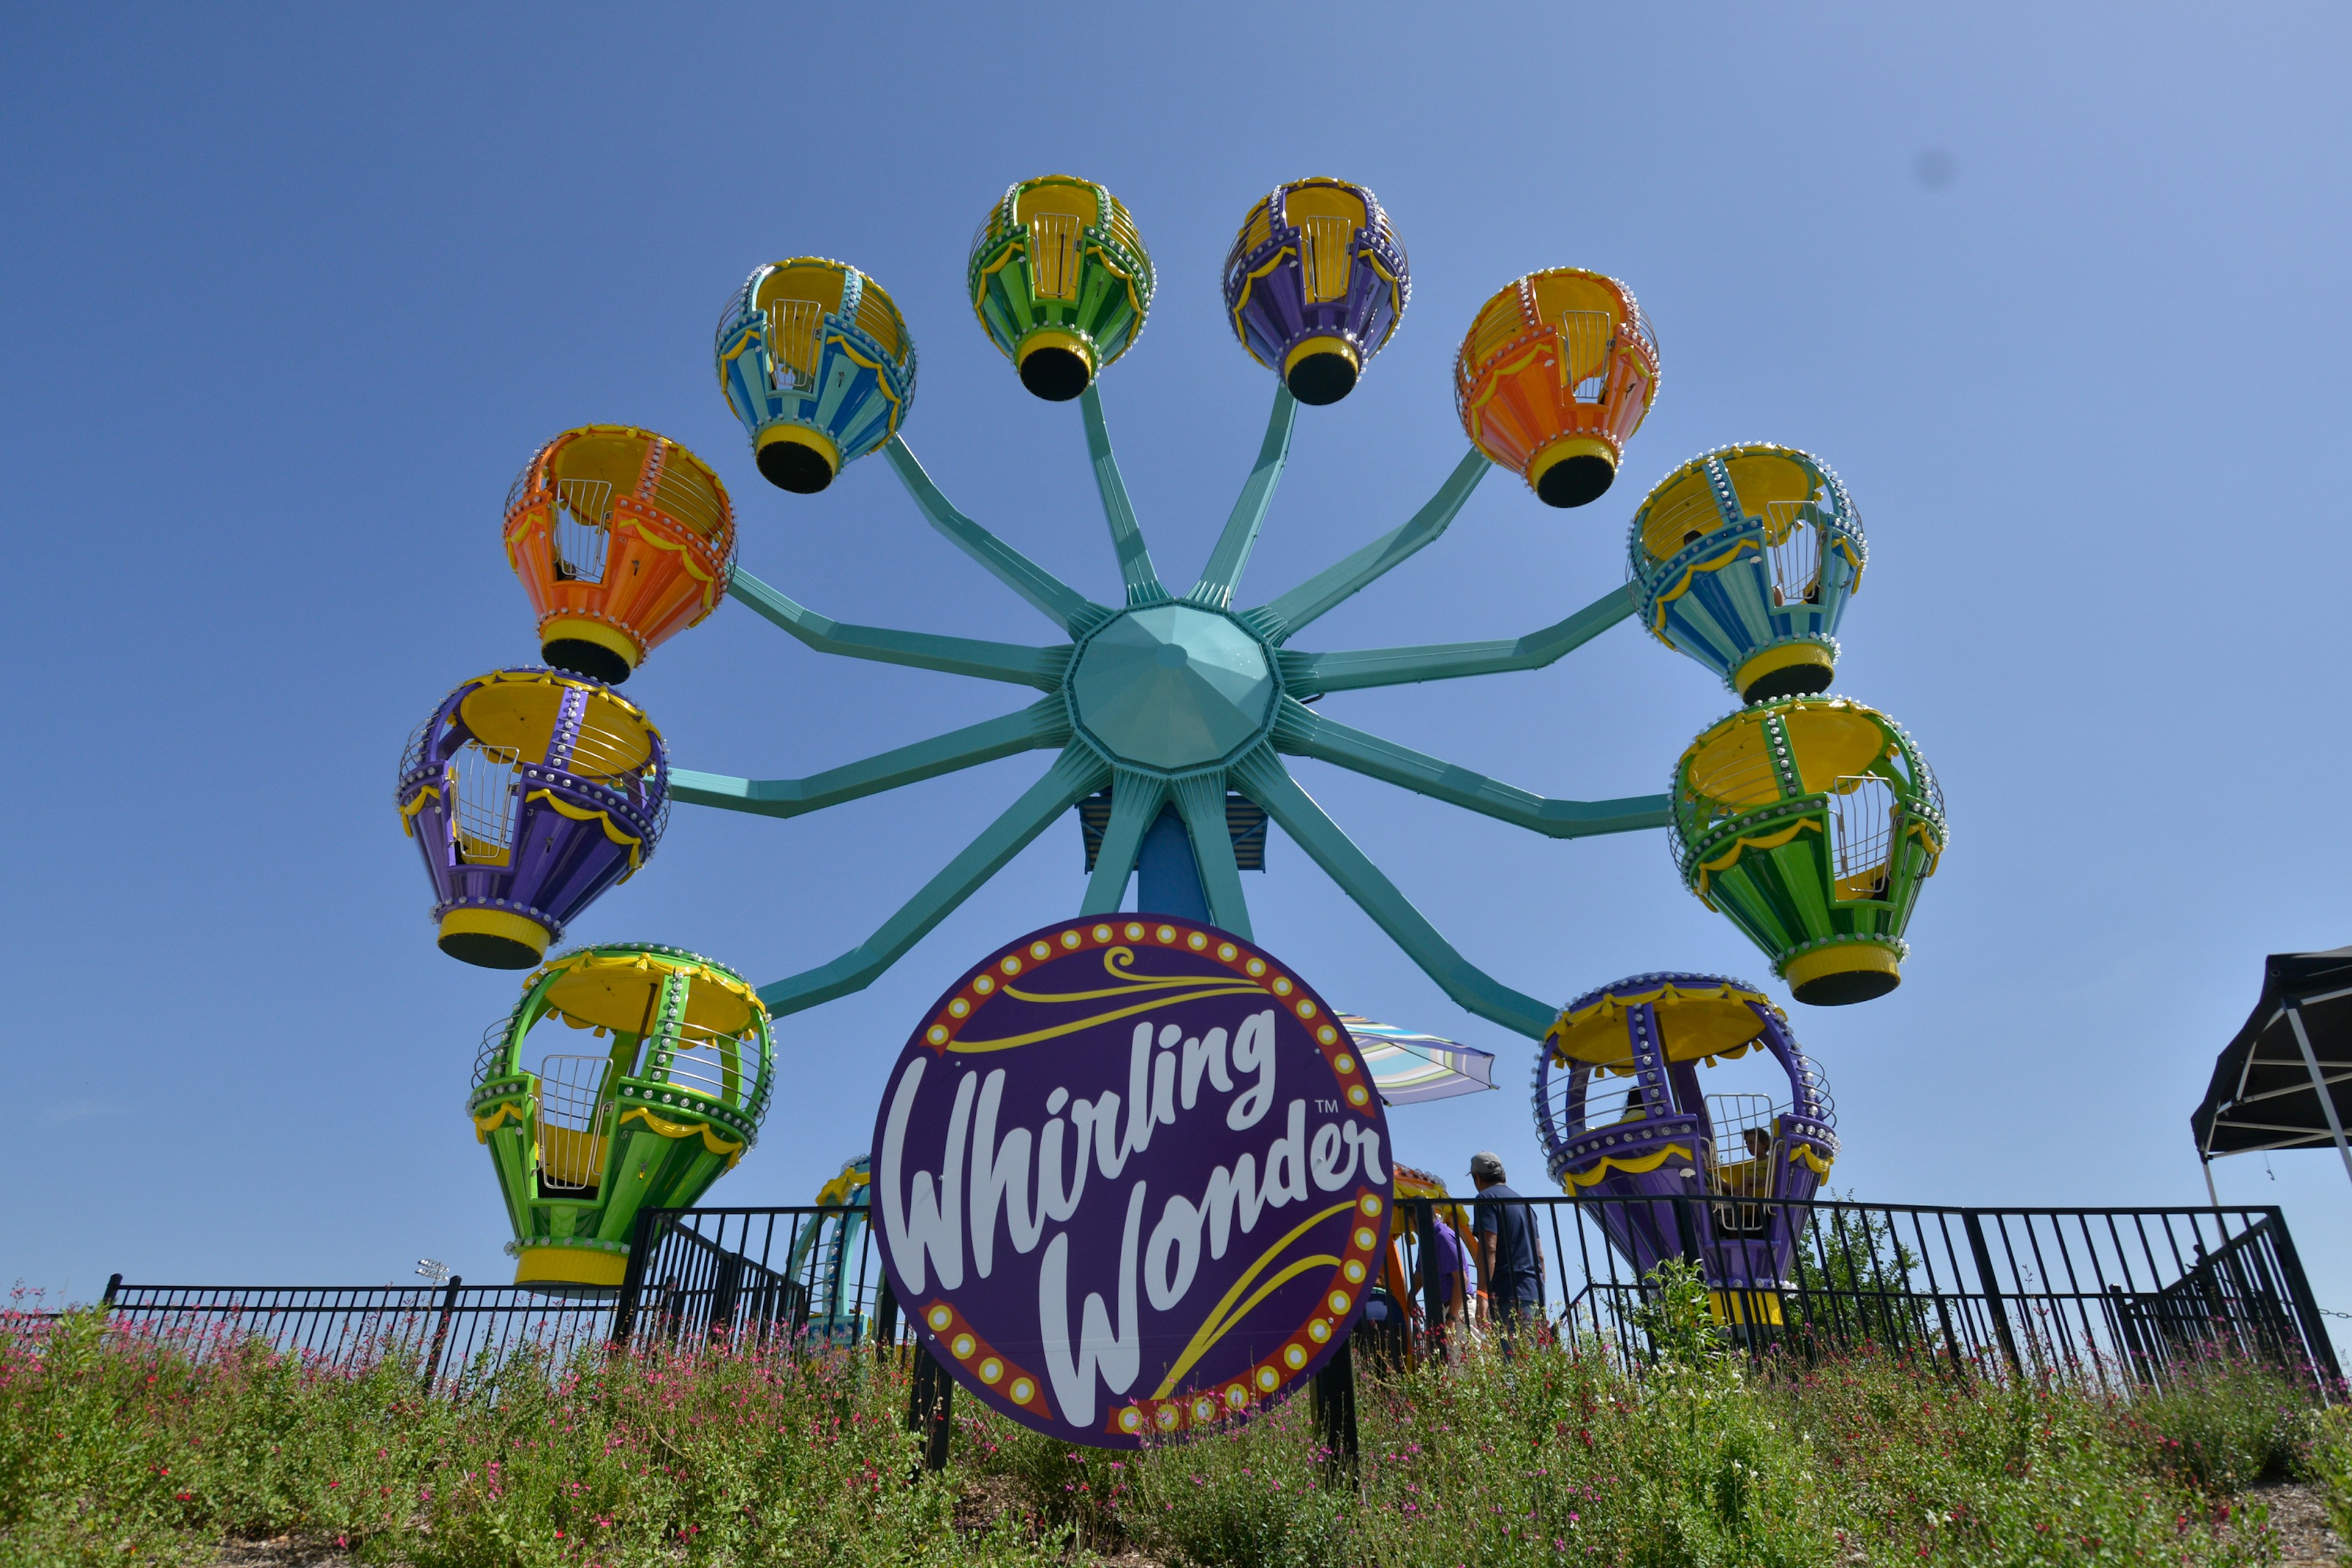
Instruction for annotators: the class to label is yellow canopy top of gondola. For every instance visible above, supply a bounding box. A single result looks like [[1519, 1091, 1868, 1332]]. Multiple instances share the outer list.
[[1546, 977, 1781, 1068], [529, 947, 769, 1039], [455, 670, 659, 785], [1679, 697, 1895, 809]]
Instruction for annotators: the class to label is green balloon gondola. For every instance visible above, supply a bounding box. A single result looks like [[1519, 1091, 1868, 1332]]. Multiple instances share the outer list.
[[468, 944, 775, 1290], [967, 174, 1154, 401], [1629, 444, 1866, 703], [1670, 696, 1946, 1006]]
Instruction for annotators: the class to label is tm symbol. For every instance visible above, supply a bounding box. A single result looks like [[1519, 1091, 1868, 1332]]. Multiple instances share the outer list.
[[1316, 1098, 1341, 1113]]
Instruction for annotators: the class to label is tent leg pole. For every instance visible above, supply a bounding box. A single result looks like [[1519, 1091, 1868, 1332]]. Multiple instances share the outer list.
[[2284, 1003, 2352, 1190], [2201, 1157, 2220, 1209]]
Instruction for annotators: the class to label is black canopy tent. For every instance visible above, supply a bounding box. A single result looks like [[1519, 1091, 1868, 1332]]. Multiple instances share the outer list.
[[2192, 946, 2352, 1195]]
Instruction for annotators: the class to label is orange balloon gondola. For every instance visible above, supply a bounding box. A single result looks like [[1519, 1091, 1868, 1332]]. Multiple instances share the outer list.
[[502, 426, 736, 685], [1454, 270, 1659, 508]]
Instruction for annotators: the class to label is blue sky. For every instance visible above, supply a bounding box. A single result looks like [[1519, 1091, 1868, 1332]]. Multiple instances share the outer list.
[[4, 4, 2345, 1348]]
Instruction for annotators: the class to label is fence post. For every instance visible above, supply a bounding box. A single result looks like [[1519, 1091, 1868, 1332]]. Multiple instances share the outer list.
[[709, 1255, 743, 1348], [1313, 1334, 1360, 1478], [421, 1276, 463, 1392], [611, 1208, 660, 1349], [101, 1274, 122, 1310], [1961, 1210, 2022, 1379], [1671, 1195, 1703, 1267], [906, 1340, 954, 1474], [2260, 1206, 2346, 1387]]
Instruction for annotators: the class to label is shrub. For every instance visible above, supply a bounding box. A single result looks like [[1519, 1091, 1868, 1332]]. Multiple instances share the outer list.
[[0, 1300, 2316, 1566]]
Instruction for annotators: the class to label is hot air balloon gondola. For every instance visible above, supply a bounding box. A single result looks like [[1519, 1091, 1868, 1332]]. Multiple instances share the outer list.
[[715, 257, 918, 493], [1455, 268, 1658, 508], [469, 943, 774, 1290], [1670, 696, 1945, 1005], [1221, 177, 1409, 406], [503, 426, 735, 684], [1533, 973, 1838, 1324], [1629, 445, 1866, 704], [967, 175, 1154, 401], [398, 669, 669, 970]]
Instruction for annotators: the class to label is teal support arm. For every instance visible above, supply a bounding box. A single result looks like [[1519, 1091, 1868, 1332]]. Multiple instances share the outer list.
[[884, 437, 1112, 636], [1186, 386, 1297, 610], [1079, 386, 1166, 606], [756, 745, 1113, 1017], [1273, 699, 1671, 839], [729, 567, 1071, 690], [670, 699, 1071, 820], [1170, 771, 1252, 940], [1079, 769, 1166, 916], [1278, 585, 1635, 696], [1230, 748, 1558, 1040], [1240, 448, 1491, 644]]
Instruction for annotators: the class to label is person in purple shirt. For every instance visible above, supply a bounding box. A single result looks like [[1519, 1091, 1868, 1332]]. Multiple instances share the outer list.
[[1427, 1209, 1468, 1330]]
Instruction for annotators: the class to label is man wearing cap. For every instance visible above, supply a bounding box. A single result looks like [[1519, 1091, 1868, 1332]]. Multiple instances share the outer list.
[[1469, 1152, 1545, 1352]]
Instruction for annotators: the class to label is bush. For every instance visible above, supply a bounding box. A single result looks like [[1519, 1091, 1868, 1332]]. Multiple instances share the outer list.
[[0, 1301, 2319, 1566], [2114, 1357, 2315, 1493]]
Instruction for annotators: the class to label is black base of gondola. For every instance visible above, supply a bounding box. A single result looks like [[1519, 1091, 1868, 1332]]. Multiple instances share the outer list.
[[439, 931, 544, 970], [1284, 352, 1358, 406], [1790, 968, 1902, 1006], [542, 638, 632, 685], [1019, 347, 1091, 402], [1536, 454, 1615, 508], [757, 440, 835, 493], [1739, 663, 1835, 704]]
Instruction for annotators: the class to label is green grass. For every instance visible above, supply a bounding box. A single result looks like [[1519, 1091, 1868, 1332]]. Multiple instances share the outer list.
[[1, 1294, 2339, 1567]]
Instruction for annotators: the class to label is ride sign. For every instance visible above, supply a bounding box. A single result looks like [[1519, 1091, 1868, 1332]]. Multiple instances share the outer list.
[[873, 919, 1393, 1446]]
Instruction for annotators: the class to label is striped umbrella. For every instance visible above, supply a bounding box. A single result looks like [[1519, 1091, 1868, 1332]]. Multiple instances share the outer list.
[[1335, 1014, 1497, 1106]]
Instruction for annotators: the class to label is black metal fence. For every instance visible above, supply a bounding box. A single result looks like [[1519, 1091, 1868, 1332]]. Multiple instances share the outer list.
[[96, 1276, 618, 1388], [72, 1196, 2342, 1395]]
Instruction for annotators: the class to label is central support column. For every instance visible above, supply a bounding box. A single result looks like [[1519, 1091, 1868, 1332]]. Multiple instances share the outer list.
[[1134, 804, 1210, 921]]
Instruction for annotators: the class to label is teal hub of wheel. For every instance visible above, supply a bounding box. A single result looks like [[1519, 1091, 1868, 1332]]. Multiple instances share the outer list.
[[1069, 605, 1276, 773]]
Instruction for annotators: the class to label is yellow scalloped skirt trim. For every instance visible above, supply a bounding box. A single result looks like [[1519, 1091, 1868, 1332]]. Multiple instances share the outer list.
[[398, 783, 441, 836], [620, 1105, 744, 1167], [1691, 817, 1822, 902], [1561, 1143, 1693, 1188], [1787, 1144, 1834, 1177], [523, 790, 643, 867], [618, 516, 722, 616], [1646, 537, 1762, 638], [472, 1101, 527, 1141]]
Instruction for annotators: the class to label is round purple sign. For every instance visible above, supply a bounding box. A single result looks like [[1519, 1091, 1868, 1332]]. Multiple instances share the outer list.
[[872, 918, 1393, 1446]]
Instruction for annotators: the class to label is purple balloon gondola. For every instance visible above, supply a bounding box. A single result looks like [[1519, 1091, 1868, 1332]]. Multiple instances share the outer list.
[[396, 668, 669, 969], [1222, 177, 1409, 405], [1533, 973, 1838, 1322]]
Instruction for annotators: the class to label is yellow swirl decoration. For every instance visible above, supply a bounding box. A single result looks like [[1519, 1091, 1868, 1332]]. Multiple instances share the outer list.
[[1561, 1144, 1693, 1188], [1152, 1199, 1356, 1401], [951, 948, 1268, 1053], [619, 1106, 745, 1167], [1787, 1144, 1834, 1177], [1691, 816, 1822, 901]]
